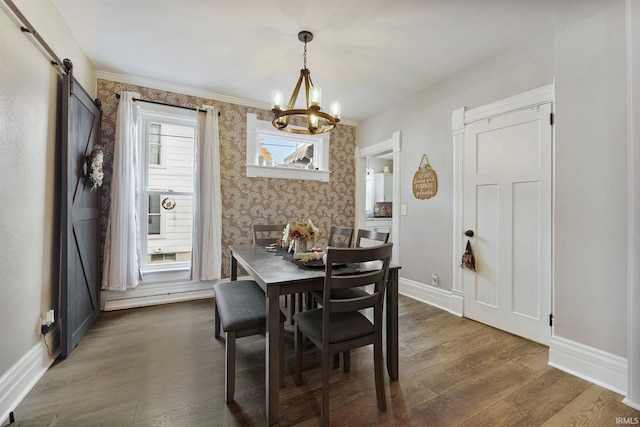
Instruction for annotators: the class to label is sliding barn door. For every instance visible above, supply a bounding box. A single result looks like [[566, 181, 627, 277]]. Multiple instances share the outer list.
[[60, 70, 102, 357]]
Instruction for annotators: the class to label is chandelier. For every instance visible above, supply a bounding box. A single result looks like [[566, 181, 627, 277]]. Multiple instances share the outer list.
[[270, 31, 341, 134]]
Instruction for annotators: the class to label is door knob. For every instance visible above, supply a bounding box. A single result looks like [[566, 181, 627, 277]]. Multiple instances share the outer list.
[[465, 230, 474, 237]]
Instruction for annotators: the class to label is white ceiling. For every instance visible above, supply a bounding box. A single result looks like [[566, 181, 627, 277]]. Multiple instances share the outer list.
[[49, 0, 557, 122]]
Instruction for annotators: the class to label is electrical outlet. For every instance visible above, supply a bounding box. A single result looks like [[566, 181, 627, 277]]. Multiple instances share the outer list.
[[41, 309, 55, 335], [431, 274, 439, 287]]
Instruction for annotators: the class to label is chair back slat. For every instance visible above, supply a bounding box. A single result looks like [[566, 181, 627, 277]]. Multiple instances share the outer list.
[[253, 224, 286, 245], [327, 225, 354, 248], [355, 229, 390, 247]]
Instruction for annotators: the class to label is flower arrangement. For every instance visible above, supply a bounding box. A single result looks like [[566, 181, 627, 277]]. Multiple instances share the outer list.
[[87, 147, 104, 191], [283, 219, 319, 252]]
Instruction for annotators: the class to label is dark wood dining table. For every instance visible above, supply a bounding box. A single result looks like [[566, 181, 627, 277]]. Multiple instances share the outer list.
[[229, 244, 400, 425]]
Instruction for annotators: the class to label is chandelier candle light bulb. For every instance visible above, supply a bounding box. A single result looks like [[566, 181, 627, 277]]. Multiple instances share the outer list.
[[330, 101, 341, 119], [271, 90, 284, 110], [310, 87, 321, 107]]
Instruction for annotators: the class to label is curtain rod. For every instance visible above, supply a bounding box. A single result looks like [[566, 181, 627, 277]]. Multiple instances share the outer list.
[[115, 94, 220, 116], [2, 0, 67, 75]]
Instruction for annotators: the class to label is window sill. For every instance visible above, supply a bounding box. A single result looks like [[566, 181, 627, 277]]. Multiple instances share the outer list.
[[246, 164, 330, 182]]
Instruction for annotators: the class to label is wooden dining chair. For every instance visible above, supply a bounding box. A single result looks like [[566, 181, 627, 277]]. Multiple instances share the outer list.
[[252, 223, 301, 317], [293, 243, 393, 425], [355, 228, 390, 247], [327, 225, 354, 248], [252, 223, 287, 245], [312, 228, 390, 368], [213, 280, 285, 403]]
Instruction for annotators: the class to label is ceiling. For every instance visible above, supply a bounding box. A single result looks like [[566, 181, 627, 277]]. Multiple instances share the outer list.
[[48, 0, 557, 122]]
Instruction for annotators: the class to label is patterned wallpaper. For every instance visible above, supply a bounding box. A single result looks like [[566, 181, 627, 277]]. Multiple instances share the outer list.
[[96, 79, 356, 279]]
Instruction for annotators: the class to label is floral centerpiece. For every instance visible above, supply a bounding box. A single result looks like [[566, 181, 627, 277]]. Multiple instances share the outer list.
[[283, 219, 319, 253]]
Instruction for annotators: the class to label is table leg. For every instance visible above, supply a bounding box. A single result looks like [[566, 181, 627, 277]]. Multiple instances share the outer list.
[[266, 293, 280, 425], [386, 269, 399, 380]]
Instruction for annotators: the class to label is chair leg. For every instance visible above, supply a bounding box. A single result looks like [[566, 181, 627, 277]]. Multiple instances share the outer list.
[[289, 296, 296, 325], [333, 353, 340, 369], [214, 303, 221, 338], [373, 339, 386, 411], [322, 350, 331, 426], [280, 319, 285, 387], [343, 350, 350, 373], [225, 331, 236, 403], [294, 326, 303, 386]]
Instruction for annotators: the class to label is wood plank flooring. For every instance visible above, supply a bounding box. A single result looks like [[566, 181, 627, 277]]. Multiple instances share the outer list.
[[10, 296, 639, 426]]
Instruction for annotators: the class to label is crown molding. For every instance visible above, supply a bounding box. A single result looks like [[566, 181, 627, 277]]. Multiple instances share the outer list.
[[95, 70, 357, 127]]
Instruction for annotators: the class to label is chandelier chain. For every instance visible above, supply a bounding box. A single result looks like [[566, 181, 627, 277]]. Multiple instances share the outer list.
[[303, 40, 307, 70]]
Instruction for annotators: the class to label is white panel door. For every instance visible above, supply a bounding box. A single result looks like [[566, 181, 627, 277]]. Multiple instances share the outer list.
[[462, 103, 552, 345]]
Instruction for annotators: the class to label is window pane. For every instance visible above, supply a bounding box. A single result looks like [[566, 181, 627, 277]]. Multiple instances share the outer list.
[[148, 195, 161, 235], [149, 123, 162, 165], [149, 144, 161, 165], [259, 136, 313, 168], [148, 123, 194, 192], [147, 194, 193, 264]]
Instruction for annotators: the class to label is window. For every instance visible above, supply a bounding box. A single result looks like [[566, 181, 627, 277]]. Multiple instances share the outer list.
[[246, 113, 330, 181], [139, 104, 196, 273]]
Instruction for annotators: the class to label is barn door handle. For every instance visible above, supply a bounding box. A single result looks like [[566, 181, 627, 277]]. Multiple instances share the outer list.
[[465, 230, 474, 237]]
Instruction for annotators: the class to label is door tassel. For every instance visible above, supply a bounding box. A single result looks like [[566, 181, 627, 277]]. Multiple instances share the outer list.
[[461, 240, 477, 272]]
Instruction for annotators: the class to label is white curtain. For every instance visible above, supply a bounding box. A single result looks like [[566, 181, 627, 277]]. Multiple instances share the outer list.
[[191, 106, 222, 280], [102, 91, 141, 291]]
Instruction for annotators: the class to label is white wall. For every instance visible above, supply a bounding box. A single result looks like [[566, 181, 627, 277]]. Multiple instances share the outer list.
[[553, 0, 628, 358], [358, 0, 633, 397], [358, 34, 554, 290], [628, 0, 640, 410], [0, 0, 94, 421]]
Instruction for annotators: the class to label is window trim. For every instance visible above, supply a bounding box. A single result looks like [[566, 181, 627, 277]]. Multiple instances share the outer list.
[[246, 113, 331, 182], [138, 103, 196, 275]]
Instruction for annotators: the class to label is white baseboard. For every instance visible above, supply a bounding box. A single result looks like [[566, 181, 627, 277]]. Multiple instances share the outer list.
[[549, 335, 628, 395], [0, 334, 57, 426], [102, 280, 216, 311], [399, 277, 463, 316]]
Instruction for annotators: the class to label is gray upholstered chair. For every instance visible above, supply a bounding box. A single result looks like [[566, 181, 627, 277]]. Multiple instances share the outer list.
[[213, 280, 285, 403], [292, 243, 393, 425]]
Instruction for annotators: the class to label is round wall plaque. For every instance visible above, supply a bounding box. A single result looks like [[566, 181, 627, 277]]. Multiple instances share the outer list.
[[413, 154, 438, 200]]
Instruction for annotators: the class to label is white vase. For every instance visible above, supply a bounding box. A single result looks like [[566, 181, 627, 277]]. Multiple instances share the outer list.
[[294, 238, 307, 253]]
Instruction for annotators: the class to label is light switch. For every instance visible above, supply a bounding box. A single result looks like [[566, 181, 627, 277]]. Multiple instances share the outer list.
[[401, 205, 407, 216]]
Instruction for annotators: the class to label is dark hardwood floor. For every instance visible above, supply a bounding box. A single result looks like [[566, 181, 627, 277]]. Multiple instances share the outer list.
[[10, 295, 639, 426]]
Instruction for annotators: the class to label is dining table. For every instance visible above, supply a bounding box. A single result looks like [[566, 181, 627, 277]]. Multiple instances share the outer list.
[[228, 243, 401, 425]]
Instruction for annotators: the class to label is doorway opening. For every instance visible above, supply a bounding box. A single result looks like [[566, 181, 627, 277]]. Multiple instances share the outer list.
[[355, 132, 402, 263]]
